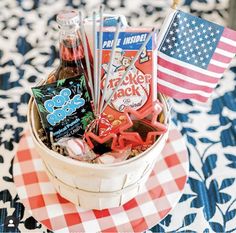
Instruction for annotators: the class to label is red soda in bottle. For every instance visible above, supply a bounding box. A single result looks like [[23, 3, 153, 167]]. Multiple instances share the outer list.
[[48, 10, 88, 83]]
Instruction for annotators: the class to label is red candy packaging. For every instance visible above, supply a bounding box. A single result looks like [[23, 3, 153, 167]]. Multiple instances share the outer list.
[[99, 27, 158, 134]]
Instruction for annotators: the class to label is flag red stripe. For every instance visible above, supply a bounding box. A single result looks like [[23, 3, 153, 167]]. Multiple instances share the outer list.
[[218, 41, 236, 53], [212, 53, 232, 63], [208, 63, 225, 73], [222, 28, 236, 41], [157, 84, 208, 102], [158, 56, 219, 83], [158, 70, 214, 93]]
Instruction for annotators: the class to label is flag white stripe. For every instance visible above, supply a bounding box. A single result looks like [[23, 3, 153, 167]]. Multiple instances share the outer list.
[[215, 48, 235, 58], [159, 52, 222, 78], [158, 65, 217, 88], [210, 59, 229, 68], [221, 36, 236, 47], [158, 79, 213, 97]]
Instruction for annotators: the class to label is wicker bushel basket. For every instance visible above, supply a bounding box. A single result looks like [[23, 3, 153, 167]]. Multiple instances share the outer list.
[[28, 91, 170, 210]]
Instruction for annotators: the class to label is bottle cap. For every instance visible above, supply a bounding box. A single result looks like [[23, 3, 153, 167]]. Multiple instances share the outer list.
[[56, 10, 80, 27]]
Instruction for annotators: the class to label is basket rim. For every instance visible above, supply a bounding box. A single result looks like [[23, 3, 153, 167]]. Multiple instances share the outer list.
[[28, 81, 170, 170]]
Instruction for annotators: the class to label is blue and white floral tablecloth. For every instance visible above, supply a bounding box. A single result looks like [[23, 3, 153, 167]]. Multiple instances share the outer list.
[[0, 0, 236, 232]]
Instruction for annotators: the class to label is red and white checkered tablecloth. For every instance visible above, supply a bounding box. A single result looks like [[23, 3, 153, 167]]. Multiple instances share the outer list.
[[13, 125, 189, 233]]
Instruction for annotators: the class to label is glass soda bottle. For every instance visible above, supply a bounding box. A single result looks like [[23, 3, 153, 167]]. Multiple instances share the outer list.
[[47, 10, 87, 83]]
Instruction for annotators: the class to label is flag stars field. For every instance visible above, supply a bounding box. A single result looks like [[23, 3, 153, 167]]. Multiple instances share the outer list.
[[157, 9, 236, 102]]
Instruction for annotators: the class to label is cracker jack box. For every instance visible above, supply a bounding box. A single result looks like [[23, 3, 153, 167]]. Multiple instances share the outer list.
[[99, 27, 158, 133]]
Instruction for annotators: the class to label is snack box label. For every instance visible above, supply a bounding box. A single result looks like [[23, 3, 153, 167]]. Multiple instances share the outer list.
[[32, 75, 94, 142], [98, 28, 157, 131]]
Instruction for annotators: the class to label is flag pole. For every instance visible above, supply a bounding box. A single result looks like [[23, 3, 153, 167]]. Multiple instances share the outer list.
[[159, 0, 180, 117], [171, 0, 180, 9]]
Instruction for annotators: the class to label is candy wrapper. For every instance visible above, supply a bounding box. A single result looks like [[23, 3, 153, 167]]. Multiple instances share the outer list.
[[32, 75, 94, 142], [54, 137, 97, 162], [96, 147, 131, 164]]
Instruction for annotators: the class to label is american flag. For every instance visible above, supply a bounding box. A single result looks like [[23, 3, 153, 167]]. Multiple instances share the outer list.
[[157, 10, 236, 102]]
